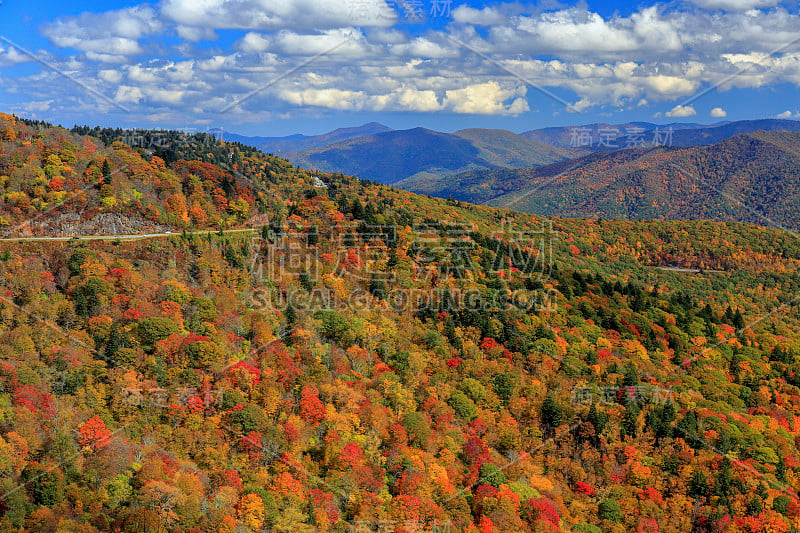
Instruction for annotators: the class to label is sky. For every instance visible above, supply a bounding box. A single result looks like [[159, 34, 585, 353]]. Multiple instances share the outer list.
[[1, 0, 799, 136]]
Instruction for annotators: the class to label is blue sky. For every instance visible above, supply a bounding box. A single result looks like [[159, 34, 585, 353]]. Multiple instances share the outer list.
[[1, 0, 799, 136]]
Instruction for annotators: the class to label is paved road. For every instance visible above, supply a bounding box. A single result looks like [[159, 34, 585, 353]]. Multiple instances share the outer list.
[[0, 227, 257, 243]]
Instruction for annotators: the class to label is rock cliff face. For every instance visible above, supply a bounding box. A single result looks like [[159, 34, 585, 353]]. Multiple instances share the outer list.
[[18, 212, 173, 237]]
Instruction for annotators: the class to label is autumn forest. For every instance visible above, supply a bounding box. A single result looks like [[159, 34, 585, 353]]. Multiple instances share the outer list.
[[0, 111, 799, 533]]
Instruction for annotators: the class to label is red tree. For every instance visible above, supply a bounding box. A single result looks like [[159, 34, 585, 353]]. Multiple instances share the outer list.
[[78, 416, 112, 449]]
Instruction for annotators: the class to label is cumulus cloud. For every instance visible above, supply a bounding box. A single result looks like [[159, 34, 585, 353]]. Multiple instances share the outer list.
[[390, 88, 442, 112], [238, 32, 271, 53], [776, 110, 799, 118], [666, 104, 697, 117], [115, 86, 144, 104], [498, 58, 703, 111], [273, 81, 529, 115], [0, 45, 32, 67], [452, 6, 507, 26], [443, 82, 528, 115], [390, 37, 459, 58], [366, 28, 407, 44], [161, 0, 397, 30], [280, 88, 366, 110], [42, 6, 161, 56], [98, 69, 123, 84], [20, 0, 800, 124], [175, 26, 218, 42], [689, 0, 779, 10], [710, 107, 727, 117], [641, 75, 698, 97], [479, 6, 683, 60], [271, 28, 372, 57], [85, 52, 131, 64], [237, 28, 373, 57], [149, 89, 186, 105], [21, 100, 55, 112]]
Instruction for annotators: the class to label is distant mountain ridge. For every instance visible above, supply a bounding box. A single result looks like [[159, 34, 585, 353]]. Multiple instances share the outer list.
[[419, 131, 800, 230], [214, 119, 800, 188], [521, 121, 713, 148], [521, 119, 800, 149], [283, 126, 584, 184], [211, 122, 393, 154]]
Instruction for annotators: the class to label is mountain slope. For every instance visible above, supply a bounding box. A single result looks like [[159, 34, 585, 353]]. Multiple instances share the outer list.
[[287, 127, 581, 184], [450, 128, 579, 168], [427, 131, 800, 230], [522, 118, 800, 149], [212, 122, 393, 154], [522, 121, 710, 147], [664, 118, 800, 146], [3, 114, 800, 532]]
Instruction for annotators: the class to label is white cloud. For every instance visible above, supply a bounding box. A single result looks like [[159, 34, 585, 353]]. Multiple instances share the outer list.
[[22, 100, 55, 112], [237, 32, 272, 53], [64, 37, 143, 55], [710, 107, 727, 117], [20, 0, 800, 123], [98, 69, 123, 84], [166, 61, 196, 82], [128, 65, 160, 84], [0, 45, 32, 67], [161, 0, 397, 30], [149, 89, 186, 105], [641, 75, 698, 97], [280, 88, 366, 110], [515, 10, 639, 53], [483, 6, 683, 59], [366, 28, 407, 45], [666, 104, 697, 117], [390, 38, 459, 59], [85, 52, 130, 64], [273, 81, 530, 115], [176, 26, 218, 42], [269, 28, 373, 57], [392, 88, 442, 112], [369, 88, 443, 112], [443, 82, 528, 115], [115, 86, 144, 104], [452, 6, 506, 26], [42, 6, 161, 56], [776, 110, 799, 118], [689, 0, 779, 10]]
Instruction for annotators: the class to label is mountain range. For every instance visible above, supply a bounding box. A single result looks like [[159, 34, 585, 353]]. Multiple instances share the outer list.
[[210, 122, 392, 154], [521, 119, 800, 149], [213, 125, 584, 184], [215, 119, 800, 194], [286, 127, 583, 184], [412, 130, 800, 231]]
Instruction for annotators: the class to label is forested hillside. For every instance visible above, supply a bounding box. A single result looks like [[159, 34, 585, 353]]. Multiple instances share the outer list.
[[521, 119, 800, 149], [419, 132, 800, 231], [213, 123, 394, 155], [0, 114, 799, 532], [285, 127, 579, 185], [0, 115, 318, 237]]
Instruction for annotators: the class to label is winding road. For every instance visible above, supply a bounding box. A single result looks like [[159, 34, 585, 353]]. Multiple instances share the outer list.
[[0, 227, 257, 243]]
